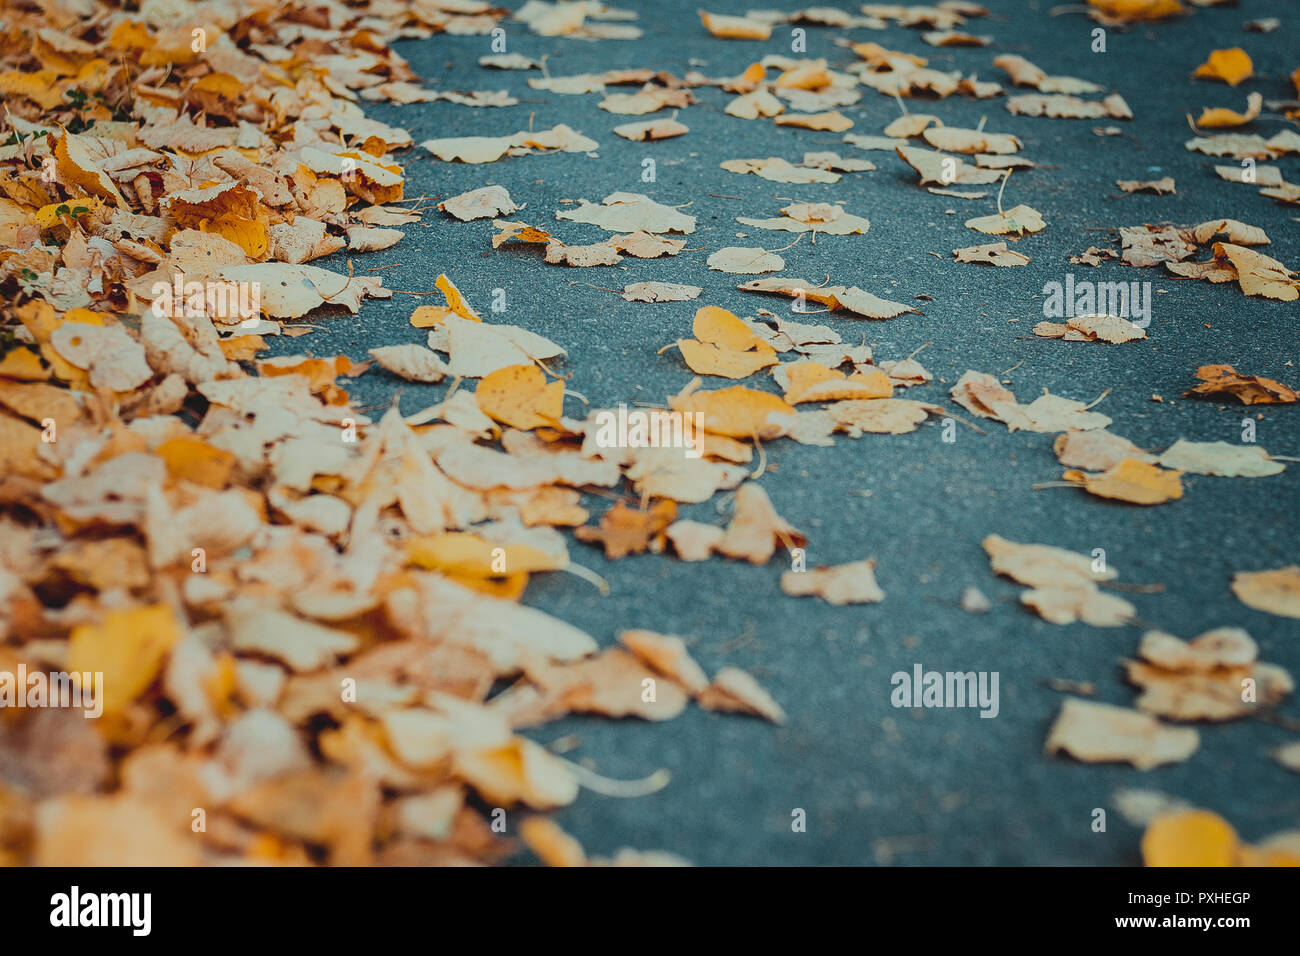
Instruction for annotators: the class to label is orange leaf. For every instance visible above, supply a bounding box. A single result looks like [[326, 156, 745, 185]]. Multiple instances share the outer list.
[[1193, 48, 1254, 87], [476, 364, 564, 429]]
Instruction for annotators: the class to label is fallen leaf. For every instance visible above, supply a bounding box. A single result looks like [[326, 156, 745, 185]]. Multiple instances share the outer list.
[[707, 246, 785, 274], [1142, 810, 1238, 865], [621, 281, 701, 302], [1156, 439, 1283, 477], [781, 559, 885, 604], [575, 499, 677, 559], [476, 364, 564, 430], [1117, 177, 1176, 194], [1231, 567, 1300, 619], [439, 185, 520, 221], [964, 204, 1046, 236], [557, 192, 696, 234], [953, 242, 1031, 266], [698, 10, 773, 40], [698, 666, 786, 724], [1193, 47, 1253, 86], [613, 118, 689, 141], [1063, 458, 1185, 505], [676, 305, 779, 379], [1194, 92, 1263, 129], [1045, 698, 1199, 770], [1186, 364, 1297, 404]]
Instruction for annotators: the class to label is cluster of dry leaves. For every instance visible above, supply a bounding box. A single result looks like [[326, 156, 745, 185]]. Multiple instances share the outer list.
[[0, 0, 1296, 867]]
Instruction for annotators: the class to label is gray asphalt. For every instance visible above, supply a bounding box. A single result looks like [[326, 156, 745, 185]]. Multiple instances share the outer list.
[[265, 0, 1300, 864]]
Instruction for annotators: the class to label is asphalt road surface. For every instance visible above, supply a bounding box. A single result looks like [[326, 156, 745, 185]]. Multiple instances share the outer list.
[[265, 0, 1300, 864]]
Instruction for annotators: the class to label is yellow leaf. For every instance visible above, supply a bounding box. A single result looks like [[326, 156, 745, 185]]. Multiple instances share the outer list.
[[155, 435, 237, 489], [1064, 457, 1184, 505], [1194, 92, 1262, 129], [0, 347, 48, 381], [54, 130, 126, 207], [1088, 0, 1184, 23], [476, 364, 563, 429], [1142, 810, 1239, 866], [67, 605, 183, 716], [1193, 48, 1254, 87], [407, 532, 566, 576], [32, 196, 104, 231], [669, 381, 795, 439], [675, 305, 778, 379], [436, 274, 482, 320]]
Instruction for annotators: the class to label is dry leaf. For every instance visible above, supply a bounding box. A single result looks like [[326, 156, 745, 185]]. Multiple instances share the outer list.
[[773, 111, 854, 132], [698, 666, 786, 724], [1156, 439, 1283, 477], [439, 185, 520, 221], [1186, 364, 1297, 404], [557, 192, 696, 234], [476, 364, 564, 430], [613, 118, 689, 141], [781, 559, 884, 605], [707, 246, 785, 274], [1142, 810, 1237, 866], [368, 344, 449, 383], [1193, 48, 1253, 86], [676, 306, 779, 379], [698, 10, 773, 40], [1054, 429, 1155, 471], [575, 500, 677, 559], [953, 242, 1030, 266], [1045, 698, 1199, 770], [1231, 567, 1300, 619], [1063, 458, 1185, 505], [1117, 177, 1176, 194], [964, 204, 1046, 236], [622, 282, 701, 302], [1194, 92, 1263, 129]]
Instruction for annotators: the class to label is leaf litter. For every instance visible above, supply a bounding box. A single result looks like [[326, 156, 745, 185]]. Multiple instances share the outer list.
[[0, 0, 1295, 870]]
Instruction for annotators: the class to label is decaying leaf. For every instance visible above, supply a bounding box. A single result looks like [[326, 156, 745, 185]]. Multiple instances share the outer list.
[[1186, 364, 1298, 404]]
